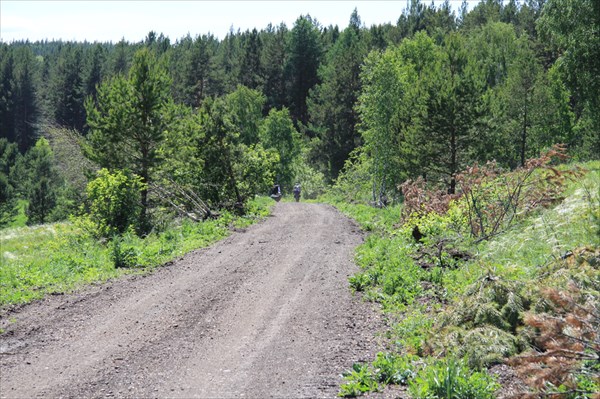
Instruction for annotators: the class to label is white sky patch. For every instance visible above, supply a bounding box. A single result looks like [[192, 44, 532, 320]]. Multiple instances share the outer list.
[[1, 0, 478, 43]]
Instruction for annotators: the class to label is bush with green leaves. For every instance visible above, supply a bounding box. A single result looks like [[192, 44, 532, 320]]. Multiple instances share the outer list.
[[83, 168, 145, 238], [329, 149, 374, 204], [409, 357, 500, 399]]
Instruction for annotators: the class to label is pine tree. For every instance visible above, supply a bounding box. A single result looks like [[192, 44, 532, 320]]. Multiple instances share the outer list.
[[182, 35, 213, 107], [48, 44, 85, 131], [0, 138, 21, 226], [12, 46, 39, 152], [0, 45, 15, 144], [286, 15, 322, 126], [421, 32, 482, 194], [82, 43, 106, 106]]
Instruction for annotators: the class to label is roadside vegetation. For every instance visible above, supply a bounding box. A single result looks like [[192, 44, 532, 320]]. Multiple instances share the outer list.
[[0, 196, 271, 307], [327, 157, 599, 398]]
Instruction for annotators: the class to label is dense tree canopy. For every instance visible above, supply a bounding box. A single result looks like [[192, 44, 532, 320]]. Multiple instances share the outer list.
[[0, 0, 597, 227]]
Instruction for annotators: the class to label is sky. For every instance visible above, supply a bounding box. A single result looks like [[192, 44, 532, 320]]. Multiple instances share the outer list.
[[1, 0, 479, 44]]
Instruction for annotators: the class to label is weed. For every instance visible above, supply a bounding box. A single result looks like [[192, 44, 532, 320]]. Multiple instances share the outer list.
[[372, 352, 416, 385], [348, 272, 370, 292], [408, 357, 500, 399], [110, 234, 139, 268], [339, 363, 379, 397]]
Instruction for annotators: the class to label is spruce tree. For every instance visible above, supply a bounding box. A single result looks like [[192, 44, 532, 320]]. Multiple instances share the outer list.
[[286, 15, 322, 126], [262, 24, 288, 111], [25, 137, 59, 225], [239, 29, 263, 90], [309, 9, 367, 180]]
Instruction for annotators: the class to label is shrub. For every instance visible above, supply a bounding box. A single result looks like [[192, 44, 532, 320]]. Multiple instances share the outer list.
[[84, 168, 145, 238]]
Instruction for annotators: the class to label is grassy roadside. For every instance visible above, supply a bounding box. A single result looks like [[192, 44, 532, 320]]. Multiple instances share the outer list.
[[325, 162, 599, 398], [0, 196, 273, 309]]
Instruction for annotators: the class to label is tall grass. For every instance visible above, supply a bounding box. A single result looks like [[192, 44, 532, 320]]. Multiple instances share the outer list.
[[478, 162, 599, 279]]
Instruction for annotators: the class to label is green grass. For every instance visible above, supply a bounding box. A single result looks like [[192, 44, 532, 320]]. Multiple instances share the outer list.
[[0, 196, 272, 308], [323, 198, 402, 234]]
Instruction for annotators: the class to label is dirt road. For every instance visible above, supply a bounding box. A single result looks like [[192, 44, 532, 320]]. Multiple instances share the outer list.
[[0, 203, 385, 398]]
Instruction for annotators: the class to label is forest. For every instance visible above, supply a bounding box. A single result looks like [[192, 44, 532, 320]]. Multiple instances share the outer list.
[[0, 0, 597, 230], [0, 0, 599, 396]]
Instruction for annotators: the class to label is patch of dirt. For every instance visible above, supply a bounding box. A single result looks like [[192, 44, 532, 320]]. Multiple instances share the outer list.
[[0, 203, 387, 398]]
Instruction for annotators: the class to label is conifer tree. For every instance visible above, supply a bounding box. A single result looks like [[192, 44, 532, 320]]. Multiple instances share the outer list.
[[262, 23, 288, 111], [0, 45, 15, 144], [286, 15, 322, 126], [239, 29, 263, 90], [25, 137, 59, 225], [309, 9, 367, 180], [86, 48, 173, 230], [12, 46, 39, 152], [48, 44, 85, 132]]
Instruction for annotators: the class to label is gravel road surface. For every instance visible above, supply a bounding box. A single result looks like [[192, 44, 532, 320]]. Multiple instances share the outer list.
[[0, 202, 386, 398]]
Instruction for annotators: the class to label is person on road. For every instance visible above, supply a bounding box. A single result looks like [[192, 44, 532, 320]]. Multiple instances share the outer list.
[[293, 183, 301, 202]]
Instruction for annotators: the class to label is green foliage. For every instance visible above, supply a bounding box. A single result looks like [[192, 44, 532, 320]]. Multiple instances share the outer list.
[[348, 272, 370, 293], [372, 352, 416, 385], [478, 163, 600, 275], [329, 149, 374, 204], [329, 161, 597, 396], [0, 139, 20, 226], [110, 232, 140, 268], [354, 234, 424, 308], [48, 43, 85, 131], [339, 363, 379, 397], [231, 143, 277, 205], [224, 84, 265, 145], [358, 41, 420, 203], [24, 137, 60, 225], [291, 157, 326, 200], [339, 353, 417, 397], [286, 15, 322, 125], [86, 47, 173, 229], [538, 0, 600, 159], [408, 357, 500, 399], [393, 310, 434, 356], [309, 9, 367, 180], [83, 168, 145, 238], [260, 107, 301, 189]]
